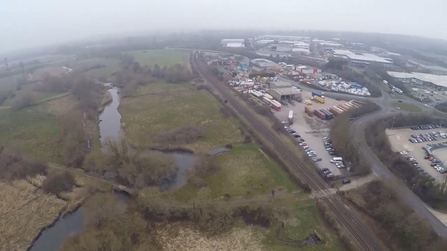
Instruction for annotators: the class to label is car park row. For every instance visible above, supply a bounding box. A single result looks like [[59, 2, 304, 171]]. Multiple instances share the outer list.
[[410, 124, 441, 130], [408, 130, 447, 143]]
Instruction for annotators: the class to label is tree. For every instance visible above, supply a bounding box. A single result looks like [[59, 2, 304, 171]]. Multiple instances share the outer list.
[[11, 93, 36, 110], [42, 170, 76, 195]]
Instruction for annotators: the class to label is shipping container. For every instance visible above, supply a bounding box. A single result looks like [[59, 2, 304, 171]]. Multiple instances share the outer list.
[[329, 107, 342, 116], [288, 110, 294, 124], [334, 106, 345, 114], [344, 103, 354, 108], [314, 109, 326, 120], [339, 104, 351, 111], [315, 96, 325, 104], [320, 109, 334, 120], [305, 106, 314, 117], [337, 105, 348, 112], [311, 91, 324, 98]]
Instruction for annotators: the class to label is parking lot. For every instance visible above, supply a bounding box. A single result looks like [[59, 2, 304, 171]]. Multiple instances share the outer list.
[[387, 126, 447, 183], [273, 92, 347, 176]]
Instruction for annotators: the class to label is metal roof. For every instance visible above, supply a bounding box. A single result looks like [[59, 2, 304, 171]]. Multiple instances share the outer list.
[[270, 88, 301, 96]]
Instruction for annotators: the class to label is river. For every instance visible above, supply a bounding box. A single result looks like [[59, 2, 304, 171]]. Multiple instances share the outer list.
[[30, 86, 197, 251]]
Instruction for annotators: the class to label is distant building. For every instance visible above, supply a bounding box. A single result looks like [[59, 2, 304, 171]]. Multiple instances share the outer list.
[[332, 49, 393, 67], [408, 59, 447, 75], [221, 39, 245, 48], [388, 71, 447, 90]]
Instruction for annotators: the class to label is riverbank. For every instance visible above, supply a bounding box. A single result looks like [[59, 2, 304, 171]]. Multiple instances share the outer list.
[[97, 91, 113, 113]]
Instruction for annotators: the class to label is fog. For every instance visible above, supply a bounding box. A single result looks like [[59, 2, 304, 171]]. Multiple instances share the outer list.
[[1, 0, 445, 53]]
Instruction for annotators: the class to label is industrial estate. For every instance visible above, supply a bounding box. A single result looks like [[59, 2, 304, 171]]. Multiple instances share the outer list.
[[2, 29, 447, 251]]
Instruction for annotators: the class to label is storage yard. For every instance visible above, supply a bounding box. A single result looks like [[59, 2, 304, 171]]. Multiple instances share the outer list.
[[386, 127, 447, 183], [202, 51, 366, 178]]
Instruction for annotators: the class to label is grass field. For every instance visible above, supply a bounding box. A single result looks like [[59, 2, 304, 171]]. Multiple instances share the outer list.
[[129, 49, 190, 67], [0, 105, 62, 162], [0, 180, 66, 251], [119, 81, 243, 152], [392, 102, 422, 112], [66, 57, 121, 81]]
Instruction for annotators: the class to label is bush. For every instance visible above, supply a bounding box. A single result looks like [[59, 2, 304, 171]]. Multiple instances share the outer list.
[[42, 171, 76, 195], [187, 155, 221, 187], [153, 125, 206, 146], [0, 148, 47, 181], [11, 93, 36, 110]]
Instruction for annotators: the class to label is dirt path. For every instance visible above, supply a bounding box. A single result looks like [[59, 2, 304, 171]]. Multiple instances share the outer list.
[[339, 174, 377, 191]]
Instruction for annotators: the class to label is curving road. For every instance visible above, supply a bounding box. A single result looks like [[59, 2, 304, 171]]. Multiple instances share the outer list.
[[350, 90, 447, 237]]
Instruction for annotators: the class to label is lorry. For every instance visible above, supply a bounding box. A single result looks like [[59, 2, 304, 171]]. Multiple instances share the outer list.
[[288, 110, 294, 124], [311, 91, 324, 98], [270, 100, 282, 111], [315, 96, 325, 104]]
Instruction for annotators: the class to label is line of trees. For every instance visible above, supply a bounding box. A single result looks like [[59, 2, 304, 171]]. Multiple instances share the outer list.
[[346, 180, 447, 251], [365, 114, 447, 210], [329, 102, 380, 175]]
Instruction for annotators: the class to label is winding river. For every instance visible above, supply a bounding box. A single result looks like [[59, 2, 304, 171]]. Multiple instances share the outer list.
[[29, 86, 197, 251]]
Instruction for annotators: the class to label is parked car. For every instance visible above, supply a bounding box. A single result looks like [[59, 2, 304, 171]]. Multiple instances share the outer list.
[[342, 179, 351, 184], [312, 157, 322, 162]]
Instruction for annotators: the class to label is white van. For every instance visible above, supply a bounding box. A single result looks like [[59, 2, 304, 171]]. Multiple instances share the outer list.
[[331, 157, 343, 163]]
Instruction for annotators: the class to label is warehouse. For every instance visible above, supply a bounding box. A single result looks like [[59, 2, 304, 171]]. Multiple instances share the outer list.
[[270, 81, 292, 89], [268, 88, 302, 101], [332, 49, 393, 67], [388, 71, 447, 90]]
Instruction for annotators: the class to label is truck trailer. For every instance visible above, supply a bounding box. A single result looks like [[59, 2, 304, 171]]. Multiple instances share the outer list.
[[288, 110, 294, 124], [305, 106, 314, 117], [315, 96, 325, 104], [311, 91, 324, 98]]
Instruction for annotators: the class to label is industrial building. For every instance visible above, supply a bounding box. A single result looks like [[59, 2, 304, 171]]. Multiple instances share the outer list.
[[408, 59, 447, 75], [268, 81, 302, 100], [332, 49, 393, 67], [388, 71, 447, 90], [221, 39, 245, 48], [268, 87, 302, 101]]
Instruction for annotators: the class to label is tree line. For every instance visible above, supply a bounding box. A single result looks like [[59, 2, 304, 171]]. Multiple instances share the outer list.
[[365, 114, 447, 210], [346, 180, 447, 251], [329, 102, 380, 176]]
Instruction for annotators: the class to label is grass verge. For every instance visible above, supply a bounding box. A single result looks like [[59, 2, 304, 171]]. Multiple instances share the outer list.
[[392, 102, 422, 112], [129, 49, 190, 67]]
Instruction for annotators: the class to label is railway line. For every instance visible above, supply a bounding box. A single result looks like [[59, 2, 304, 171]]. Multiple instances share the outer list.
[[191, 52, 387, 251]]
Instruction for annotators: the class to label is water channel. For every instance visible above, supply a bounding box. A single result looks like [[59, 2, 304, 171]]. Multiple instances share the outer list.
[[30, 86, 198, 251]]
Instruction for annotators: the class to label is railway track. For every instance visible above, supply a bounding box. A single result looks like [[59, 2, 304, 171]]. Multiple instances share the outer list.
[[192, 54, 387, 251]]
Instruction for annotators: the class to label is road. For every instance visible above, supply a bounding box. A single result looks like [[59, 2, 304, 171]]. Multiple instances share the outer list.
[[350, 90, 447, 237]]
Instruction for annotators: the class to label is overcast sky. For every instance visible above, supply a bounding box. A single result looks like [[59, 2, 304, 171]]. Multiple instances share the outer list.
[[1, 0, 445, 53]]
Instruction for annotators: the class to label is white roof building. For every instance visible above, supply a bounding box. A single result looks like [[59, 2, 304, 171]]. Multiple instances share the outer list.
[[388, 71, 447, 89], [333, 50, 393, 65]]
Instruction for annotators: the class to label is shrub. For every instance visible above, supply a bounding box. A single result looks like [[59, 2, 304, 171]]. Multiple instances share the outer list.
[[11, 93, 36, 110], [42, 171, 76, 195]]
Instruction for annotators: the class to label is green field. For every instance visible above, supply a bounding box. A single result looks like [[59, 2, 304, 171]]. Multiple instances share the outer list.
[[66, 57, 121, 81], [0, 104, 61, 162], [392, 102, 422, 112], [119, 81, 243, 152], [129, 49, 190, 67]]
